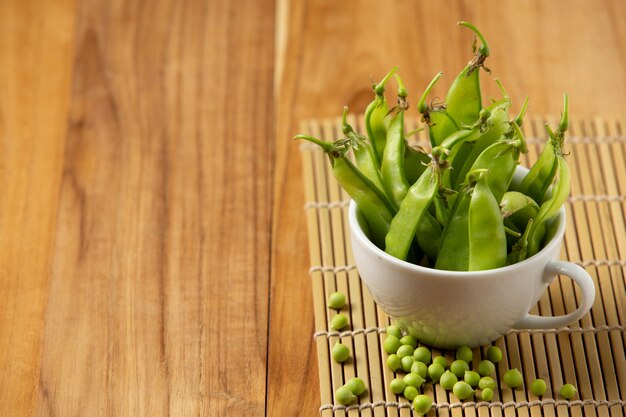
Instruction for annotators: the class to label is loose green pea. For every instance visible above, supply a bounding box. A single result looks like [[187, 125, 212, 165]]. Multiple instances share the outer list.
[[480, 387, 494, 402], [335, 385, 356, 405], [390, 378, 406, 394], [453, 381, 475, 400], [330, 313, 349, 330], [450, 360, 469, 378], [479, 376, 497, 390], [503, 368, 523, 389], [456, 346, 473, 363], [383, 335, 401, 354], [404, 386, 419, 401], [401, 356, 415, 372], [386, 325, 403, 339], [397, 345, 415, 358], [432, 356, 447, 368], [464, 370, 481, 387], [413, 346, 432, 364], [403, 372, 425, 389], [327, 292, 346, 309], [477, 359, 496, 376], [411, 361, 428, 378], [413, 394, 433, 415], [400, 335, 418, 348], [387, 354, 401, 371], [332, 342, 350, 363], [345, 377, 366, 396], [530, 379, 547, 396], [428, 363, 446, 382], [560, 383, 577, 399], [486, 346, 503, 363], [440, 370, 458, 390]]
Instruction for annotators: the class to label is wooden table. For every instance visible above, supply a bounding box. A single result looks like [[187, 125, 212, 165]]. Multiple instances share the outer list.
[[1, 1, 624, 416]]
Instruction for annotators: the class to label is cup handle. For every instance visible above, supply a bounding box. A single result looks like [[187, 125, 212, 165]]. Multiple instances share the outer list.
[[513, 260, 596, 329]]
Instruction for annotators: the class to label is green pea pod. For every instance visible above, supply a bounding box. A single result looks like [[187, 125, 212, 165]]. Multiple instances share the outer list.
[[365, 67, 398, 163], [385, 154, 445, 261], [508, 219, 533, 265], [404, 144, 430, 185], [416, 211, 442, 262], [435, 182, 472, 271], [381, 74, 410, 208], [500, 191, 540, 231], [341, 106, 386, 193], [527, 155, 570, 256], [452, 97, 512, 189], [517, 96, 568, 204], [296, 135, 395, 248], [468, 172, 507, 270]]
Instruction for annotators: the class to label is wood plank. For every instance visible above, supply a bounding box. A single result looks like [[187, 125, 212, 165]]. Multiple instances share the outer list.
[[0, 1, 77, 416], [35, 0, 274, 416]]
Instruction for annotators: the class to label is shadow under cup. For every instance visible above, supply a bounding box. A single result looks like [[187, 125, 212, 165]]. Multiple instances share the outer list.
[[348, 169, 595, 349]]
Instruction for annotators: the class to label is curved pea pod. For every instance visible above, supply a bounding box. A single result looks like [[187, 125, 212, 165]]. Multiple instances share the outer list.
[[527, 155, 570, 256], [385, 154, 445, 261], [515, 94, 568, 204], [365, 67, 398, 163], [500, 191, 540, 231], [341, 107, 386, 194], [296, 135, 395, 249], [434, 185, 472, 271], [381, 74, 410, 208], [467, 172, 508, 270]]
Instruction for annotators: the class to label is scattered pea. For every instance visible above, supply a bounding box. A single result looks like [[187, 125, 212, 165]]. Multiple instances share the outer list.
[[479, 376, 497, 390], [464, 370, 481, 387], [432, 355, 447, 368], [486, 346, 503, 363], [450, 359, 469, 378], [335, 385, 356, 405], [397, 344, 415, 358], [480, 387, 494, 402], [413, 346, 432, 364], [411, 361, 428, 378], [428, 363, 446, 382], [327, 292, 346, 309], [453, 381, 475, 400], [345, 377, 366, 396], [387, 354, 401, 371], [386, 325, 403, 339], [413, 394, 433, 415], [456, 346, 473, 363], [404, 386, 419, 401], [332, 342, 350, 363], [440, 370, 458, 390], [400, 335, 418, 348], [401, 356, 415, 372], [403, 372, 425, 389], [383, 335, 402, 354], [330, 313, 349, 330], [530, 379, 547, 396], [503, 368, 523, 389], [390, 378, 406, 395], [560, 383, 577, 399], [477, 359, 496, 376]]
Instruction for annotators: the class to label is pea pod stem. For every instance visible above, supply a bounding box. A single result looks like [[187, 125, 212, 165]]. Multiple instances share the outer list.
[[365, 67, 398, 163], [417, 72, 444, 114], [458, 21, 490, 57]]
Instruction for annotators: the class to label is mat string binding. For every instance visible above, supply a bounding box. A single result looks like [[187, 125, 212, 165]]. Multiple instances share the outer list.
[[305, 195, 626, 210], [309, 260, 625, 276], [313, 324, 625, 339], [318, 398, 626, 413]]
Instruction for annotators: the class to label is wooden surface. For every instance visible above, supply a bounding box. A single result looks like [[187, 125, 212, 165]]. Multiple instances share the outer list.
[[0, 1, 624, 416]]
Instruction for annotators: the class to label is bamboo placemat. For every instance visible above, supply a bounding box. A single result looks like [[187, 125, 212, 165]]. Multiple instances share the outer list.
[[299, 115, 626, 417]]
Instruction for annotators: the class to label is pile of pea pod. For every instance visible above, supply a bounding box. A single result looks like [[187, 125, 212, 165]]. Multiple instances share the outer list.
[[296, 22, 571, 271]]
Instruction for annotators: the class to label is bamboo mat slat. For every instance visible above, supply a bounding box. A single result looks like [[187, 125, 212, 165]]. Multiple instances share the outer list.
[[299, 116, 626, 417]]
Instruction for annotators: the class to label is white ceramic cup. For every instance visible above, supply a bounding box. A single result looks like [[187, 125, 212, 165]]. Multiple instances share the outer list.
[[348, 168, 595, 348]]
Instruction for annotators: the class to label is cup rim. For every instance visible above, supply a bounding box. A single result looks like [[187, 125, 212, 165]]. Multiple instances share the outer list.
[[348, 199, 566, 278]]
